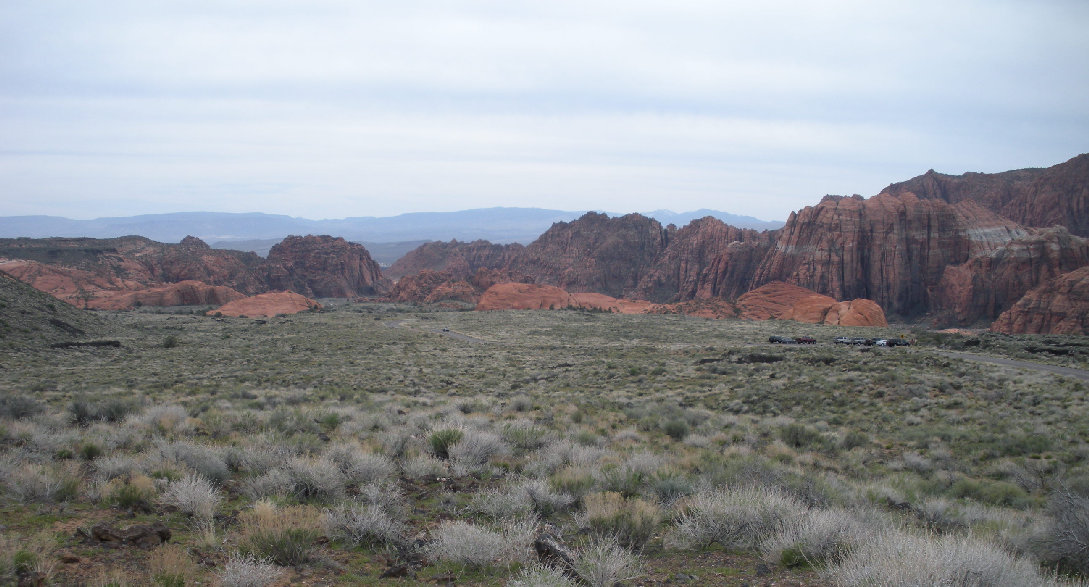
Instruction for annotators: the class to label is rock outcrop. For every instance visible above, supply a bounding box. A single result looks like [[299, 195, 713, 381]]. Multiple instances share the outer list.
[[634, 217, 773, 302], [0, 234, 390, 308], [391, 270, 479, 305], [990, 267, 1089, 334], [266, 235, 389, 298], [476, 283, 574, 311], [92, 280, 246, 310], [736, 282, 887, 326], [933, 227, 1089, 325], [514, 212, 669, 298], [884, 153, 1089, 237], [211, 291, 322, 318], [751, 192, 1025, 319], [386, 240, 524, 281]]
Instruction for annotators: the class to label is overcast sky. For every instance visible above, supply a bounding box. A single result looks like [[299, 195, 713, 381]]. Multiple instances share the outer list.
[[2, 1, 1087, 221]]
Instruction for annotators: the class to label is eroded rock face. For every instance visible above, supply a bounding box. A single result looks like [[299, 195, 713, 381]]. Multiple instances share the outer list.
[[391, 270, 479, 305], [633, 217, 772, 303], [934, 227, 1089, 326], [991, 267, 1089, 334], [92, 280, 246, 310], [515, 212, 669, 298], [211, 291, 322, 318], [752, 192, 1024, 319], [884, 153, 1089, 237], [475, 283, 573, 311], [267, 235, 389, 298], [736, 281, 887, 326]]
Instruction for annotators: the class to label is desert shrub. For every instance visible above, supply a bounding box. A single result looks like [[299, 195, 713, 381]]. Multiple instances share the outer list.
[[508, 562, 577, 587], [503, 420, 555, 452], [449, 429, 510, 471], [840, 429, 870, 451], [779, 422, 831, 452], [283, 456, 345, 503], [159, 473, 221, 522], [0, 395, 44, 420], [667, 485, 808, 550], [93, 454, 141, 482], [323, 444, 395, 486], [823, 528, 1061, 586], [761, 507, 870, 568], [104, 474, 157, 511], [401, 454, 447, 480], [322, 502, 405, 547], [79, 442, 103, 461], [650, 471, 694, 505], [425, 517, 536, 569], [662, 419, 689, 441], [467, 486, 534, 521], [217, 553, 282, 587], [69, 396, 139, 426], [429, 428, 464, 459], [1033, 486, 1089, 576], [949, 476, 1030, 508], [237, 502, 322, 566], [573, 537, 643, 587], [154, 440, 229, 484], [137, 405, 191, 434], [242, 468, 292, 500], [3, 461, 79, 504], [519, 478, 576, 517], [580, 491, 662, 549]]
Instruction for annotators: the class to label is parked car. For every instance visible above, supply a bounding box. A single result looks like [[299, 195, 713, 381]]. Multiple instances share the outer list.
[[886, 338, 911, 346], [852, 337, 873, 346], [769, 335, 796, 344], [794, 336, 816, 344], [875, 339, 889, 346], [833, 336, 852, 344]]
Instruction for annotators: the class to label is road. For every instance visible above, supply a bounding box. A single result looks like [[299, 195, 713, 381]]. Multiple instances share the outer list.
[[931, 350, 1089, 382]]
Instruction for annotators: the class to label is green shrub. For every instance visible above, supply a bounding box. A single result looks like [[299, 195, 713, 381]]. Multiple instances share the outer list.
[[429, 428, 464, 460], [662, 419, 689, 441], [581, 492, 662, 549]]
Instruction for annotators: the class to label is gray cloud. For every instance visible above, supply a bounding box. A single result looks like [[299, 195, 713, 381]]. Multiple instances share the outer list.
[[2, 0, 1087, 221]]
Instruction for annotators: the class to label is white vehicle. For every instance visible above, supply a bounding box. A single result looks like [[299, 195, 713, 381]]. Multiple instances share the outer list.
[[875, 339, 889, 346]]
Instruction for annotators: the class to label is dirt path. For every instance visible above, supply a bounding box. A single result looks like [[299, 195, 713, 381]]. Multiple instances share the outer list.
[[931, 350, 1089, 382]]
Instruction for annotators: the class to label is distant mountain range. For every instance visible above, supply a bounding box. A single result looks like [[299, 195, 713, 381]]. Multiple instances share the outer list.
[[0, 208, 784, 264], [0, 208, 784, 243]]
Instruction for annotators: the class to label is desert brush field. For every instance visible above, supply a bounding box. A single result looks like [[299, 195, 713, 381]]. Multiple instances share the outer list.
[[1, 301, 1088, 586]]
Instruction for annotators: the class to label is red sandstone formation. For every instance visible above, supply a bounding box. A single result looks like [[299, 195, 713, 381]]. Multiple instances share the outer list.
[[633, 217, 772, 302], [736, 282, 887, 326], [266, 235, 389, 298], [884, 153, 1089, 237], [515, 212, 669, 298], [990, 267, 1089, 334], [210, 291, 322, 318], [93, 281, 245, 310], [568, 292, 658, 314], [476, 283, 574, 311]]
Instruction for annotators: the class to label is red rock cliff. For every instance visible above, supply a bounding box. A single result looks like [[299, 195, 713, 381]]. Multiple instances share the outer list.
[[991, 266, 1089, 334], [266, 235, 389, 298]]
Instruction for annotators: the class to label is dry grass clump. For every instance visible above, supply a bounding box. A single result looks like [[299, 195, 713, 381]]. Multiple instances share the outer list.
[[467, 485, 535, 521], [401, 453, 447, 480], [147, 543, 201, 586], [323, 442, 395, 486], [667, 485, 808, 550], [236, 501, 323, 566], [508, 562, 577, 587], [1, 460, 79, 504], [579, 491, 662, 549]]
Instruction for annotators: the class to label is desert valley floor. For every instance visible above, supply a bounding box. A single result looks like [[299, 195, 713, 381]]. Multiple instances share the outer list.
[[1, 302, 1088, 585]]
